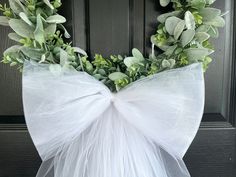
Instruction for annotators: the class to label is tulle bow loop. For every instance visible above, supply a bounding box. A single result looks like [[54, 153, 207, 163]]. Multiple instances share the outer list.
[[114, 63, 205, 158], [23, 62, 112, 160]]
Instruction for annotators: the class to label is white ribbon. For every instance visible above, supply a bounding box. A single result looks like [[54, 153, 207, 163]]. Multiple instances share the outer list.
[[22, 61, 205, 177]]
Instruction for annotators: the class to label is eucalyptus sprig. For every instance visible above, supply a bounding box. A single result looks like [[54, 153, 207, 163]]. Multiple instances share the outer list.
[[0, 0, 225, 92]]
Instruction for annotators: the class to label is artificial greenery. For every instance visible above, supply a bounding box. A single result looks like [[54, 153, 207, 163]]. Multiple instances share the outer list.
[[0, 0, 225, 92]]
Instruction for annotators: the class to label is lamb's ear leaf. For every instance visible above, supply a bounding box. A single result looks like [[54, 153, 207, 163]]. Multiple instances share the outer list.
[[9, 19, 34, 38], [45, 24, 57, 35], [21, 47, 45, 61], [196, 24, 210, 33], [57, 24, 71, 38], [162, 59, 171, 68], [185, 11, 195, 30], [184, 48, 214, 62], [9, 0, 27, 14], [159, 0, 170, 7], [174, 20, 185, 40], [73, 47, 87, 56], [189, 0, 206, 9], [124, 57, 140, 67], [46, 15, 66, 24], [165, 16, 182, 35], [34, 14, 45, 46], [162, 59, 175, 68], [157, 11, 181, 23], [195, 32, 210, 43], [108, 72, 128, 81], [207, 25, 219, 38], [3, 45, 21, 55], [132, 48, 144, 61], [8, 33, 22, 42], [199, 8, 221, 22], [168, 59, 176, 68], [19, 12, 33, 26], [181, 29, 195, 47], [205, 0, 216, 5], [43, 0, 54, 9], [164, 45, 177, 56], [0, 16, 9, 26], [204, 16, 225, 27]]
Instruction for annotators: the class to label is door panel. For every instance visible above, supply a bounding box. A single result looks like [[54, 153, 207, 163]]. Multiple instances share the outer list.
[[0, 0, 23, 116], [0, 0, 235, 176]]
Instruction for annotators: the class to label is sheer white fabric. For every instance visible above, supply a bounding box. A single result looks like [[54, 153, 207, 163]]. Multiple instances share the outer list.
[[22, 61, 205, 177]]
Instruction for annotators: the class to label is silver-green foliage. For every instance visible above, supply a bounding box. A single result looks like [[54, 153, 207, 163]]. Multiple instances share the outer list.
[[152, 0, 225, 72], [0, 0, 225, 92]]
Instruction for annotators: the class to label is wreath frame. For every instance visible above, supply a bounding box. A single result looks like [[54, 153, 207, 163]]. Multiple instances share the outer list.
[[0, 0, 225, 92]]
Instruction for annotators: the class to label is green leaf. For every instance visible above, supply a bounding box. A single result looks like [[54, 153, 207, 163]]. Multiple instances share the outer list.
[[132, 48, 144, 61], [19, 12, 33, 26], [159, 0, 170, 7], [34, 14, 45, 46], [46, 15, 66, 24], [0, 16, 9, 26], [181, 29, 195, 47], [185, 11, 195, 30], [43, 0, 54, 10], [195, 32, 210, 43], [184, 48, 213, 62], [157, 11, 181, 23], [109, 72, 128, 81], [174, 20, 185, 40], [8, 33, 22, 42], [165, 16, 182, 35], [9, 19, 34, 38]]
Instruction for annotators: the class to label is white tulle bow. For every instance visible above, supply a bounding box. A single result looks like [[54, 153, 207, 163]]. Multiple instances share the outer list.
[[22, 61, 205, 177]]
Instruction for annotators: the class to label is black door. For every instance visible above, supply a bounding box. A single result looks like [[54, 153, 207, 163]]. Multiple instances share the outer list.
[[0, 0, 235, 176]]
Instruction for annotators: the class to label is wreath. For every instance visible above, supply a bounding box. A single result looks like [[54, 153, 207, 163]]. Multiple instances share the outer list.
[[0, 0, 225, 92]]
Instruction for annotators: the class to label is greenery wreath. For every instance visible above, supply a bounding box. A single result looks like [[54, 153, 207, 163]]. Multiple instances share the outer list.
[[0, 0, 225, 92]]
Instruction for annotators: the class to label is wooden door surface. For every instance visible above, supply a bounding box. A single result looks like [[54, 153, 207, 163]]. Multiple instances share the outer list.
[[0, 0, 235, 176]]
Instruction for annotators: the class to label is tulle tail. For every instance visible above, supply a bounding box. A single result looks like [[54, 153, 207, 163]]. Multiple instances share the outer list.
[[36, 105, 190, 177]]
